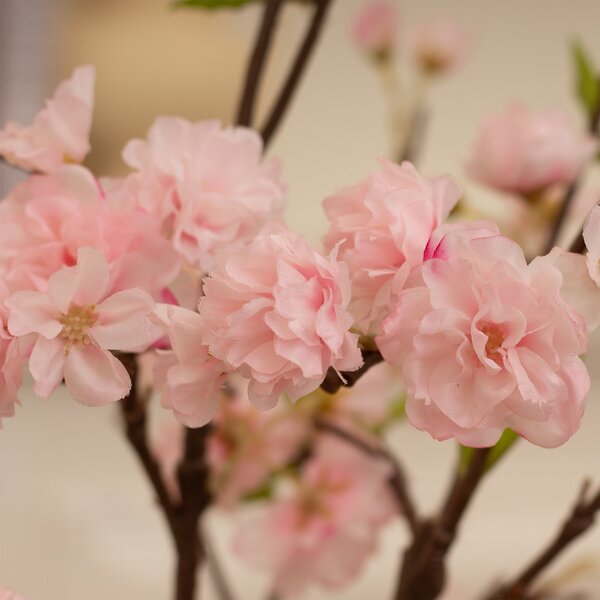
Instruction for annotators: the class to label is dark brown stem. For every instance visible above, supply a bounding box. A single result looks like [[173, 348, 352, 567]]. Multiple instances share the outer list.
[[486, 481, 600, 600], [314, 417, 419, 535], [398, 107, 428, 165], [261, 0, 332, 146], [320, 349, 383, 394], [569, 199, 599, 254], [119, 354, 213, 600], [119, 354, 179, 535], [174, 426, 212, 600], [394, 448, 492, 600], [236, 0, 284, 128]]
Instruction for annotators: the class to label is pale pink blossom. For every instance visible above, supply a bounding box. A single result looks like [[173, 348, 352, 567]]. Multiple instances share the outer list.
[[153, 415, 184, 502], [0, 166, 180, 300], [323, 160, 461, 335], [200, 226, 363, 409], [207, 378, 310, 507], [116, 118, 286, 271], [583, 204, 600, 286], [467, 105, 598, 196], [0, 588, 24, 600], [6, 248, 158, 406], [376, 222, 590, 448], [153, 304, 226, 427], [412, 19, 467, 73], [352, 1, 398, 57], [234, 436, 397, 597], [0, 66, 94, 173]]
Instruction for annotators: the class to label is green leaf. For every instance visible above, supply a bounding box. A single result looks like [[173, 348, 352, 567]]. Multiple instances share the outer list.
[[173, 0, 262, 9], [571, 40, 600, 116], [459, 429, 519, 476]]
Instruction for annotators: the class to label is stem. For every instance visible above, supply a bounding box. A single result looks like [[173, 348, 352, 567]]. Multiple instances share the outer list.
[[394, 448, 492, 600], [175, 426, 213, 600], [236, 0, 284, 128], [261, 0, 332, 146], [203, 526, 236, 600], [486, 481, 600, 600], [314, 417, 419, 535], [320, 349, 383, 394]]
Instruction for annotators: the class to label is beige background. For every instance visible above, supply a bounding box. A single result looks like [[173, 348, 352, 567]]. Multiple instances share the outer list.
[[1, 1, 600, 598]]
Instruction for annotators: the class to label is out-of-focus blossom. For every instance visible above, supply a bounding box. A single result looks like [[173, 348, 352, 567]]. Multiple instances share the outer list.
[[0, 66, 94, 173], [207, 378, 310, 508], [323, 160, 461, 335], [153, 304, 226, 428], [234, 436, 397, 597], [352, 1, 398, 59], [7, 248, 158, 406], [200, 226, 363, 409], [153, 415, 184, 502], [115, 118, 286, 271], [412, 19, 467, 74], [329, 362, 405, 433], [583, 204, 600, 286], [0, 588, 24, 600], [467, 105, 598, 196], [377, 222, 590, 448]]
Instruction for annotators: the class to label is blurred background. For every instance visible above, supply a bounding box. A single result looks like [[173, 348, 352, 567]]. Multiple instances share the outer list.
[[1, 1, 599, 598]]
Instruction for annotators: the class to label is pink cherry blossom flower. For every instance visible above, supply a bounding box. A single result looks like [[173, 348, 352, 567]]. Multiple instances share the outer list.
[[412, 19, 467, 74], [467, 105, 598, 196], [153, 304, 226, 427], [6, 248, 158, 406], [234, 436, 397, 597], [207, 377, 310, 508], [152, 415, 185, 503], [352, 1, 399, 58], [323, 160, 461, 335], [115, 118, 286, 271], [0, 588, 24, 600], [376, 222, 590, 448], [583, 204, 600, 286], [0, 66, 94, 173], [200, 226, 363, 409]]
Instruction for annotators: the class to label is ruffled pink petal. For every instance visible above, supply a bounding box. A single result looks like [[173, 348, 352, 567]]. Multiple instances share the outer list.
[[63, 345, 130, 406], [29, 336, 66, 399], [6, 290, 62, 338]]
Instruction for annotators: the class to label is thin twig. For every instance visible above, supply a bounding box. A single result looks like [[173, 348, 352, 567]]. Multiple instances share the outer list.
[[320, 349, 383, 394], [486, 481, 600, 600], [394, 448, 492, 600], [315, 417, 420, 535], [236, 0, 284, 128], [202, 524, 236, 600], [261, 0, 332, 146]]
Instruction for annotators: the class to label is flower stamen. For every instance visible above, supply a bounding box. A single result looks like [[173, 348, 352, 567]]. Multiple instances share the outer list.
[[59, 304, 98, 353]]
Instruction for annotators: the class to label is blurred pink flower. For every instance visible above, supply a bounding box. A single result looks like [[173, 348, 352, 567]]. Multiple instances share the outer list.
[[412, 19, 467, 73], [234, 436, 397, 597], [207, 378, 310, 508], [153, 415, 185, 503], [467, 105, 597, 196], [583, 204, 600, 286], [352, 1, 399, 57], [0, 66, 94, 173], [115, 118, 286, 271], [7, 248, 158, 406], [377, 221, 590, 448], [200, 226, 362, 409], [0, 588, 24, 600], [323, 160, 461, 335], [153, 304, 226, 427]]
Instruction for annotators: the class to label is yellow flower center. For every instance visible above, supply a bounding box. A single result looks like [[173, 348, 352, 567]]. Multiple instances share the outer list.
[[59, 304, 98, 353], [479, 321, 505, 363]]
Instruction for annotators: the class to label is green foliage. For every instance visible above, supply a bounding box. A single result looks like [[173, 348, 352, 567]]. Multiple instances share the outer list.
[[459, 429, 519, 476], [571, 40, 600, 117], [173, 0, 262, 9]]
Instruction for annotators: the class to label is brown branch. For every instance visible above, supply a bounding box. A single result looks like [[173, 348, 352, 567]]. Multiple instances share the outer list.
[[119, 354, 213, 600], [485, 481, 600, 600], [261, 0, 332, 146], [320, 349, 383, 394], [315, 417, 420, 535], [236, 0, 284, 128], [394, 448, 492, 600]]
